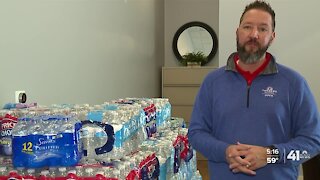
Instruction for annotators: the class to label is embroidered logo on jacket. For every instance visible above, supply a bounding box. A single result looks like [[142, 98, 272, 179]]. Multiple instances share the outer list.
[[262, 87, 277, 97]]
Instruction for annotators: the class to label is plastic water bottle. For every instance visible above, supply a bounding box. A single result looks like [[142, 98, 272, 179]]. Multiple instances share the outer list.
[[95, 170, 106, 179], [39, 170, 50, 180], [40, 116, 55, 135], [25, 168, 37, 180], [0, 166, 7, 176], [75, 166, 84, 177], [95, 126, 109, 161], [84, 167, 94, 177], [12, 118, 29, 137], [191, 170, 202, 180], [112, 169, 120, 179], [60, 116, 75, 133], [58, 167, 68, 177], [28, 116, 44, 135], [66, 169, 78, 180], [101, 166, 112, 178], [0, 110, 18, 156], [115, 161, 126, 179], [80, 124, 97, 163], [49, 167, 58, 178], [15, 167, 25, 177]]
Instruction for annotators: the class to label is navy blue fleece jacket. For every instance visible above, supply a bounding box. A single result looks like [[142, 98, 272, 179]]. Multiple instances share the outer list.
[[188, 53, 320, 180]]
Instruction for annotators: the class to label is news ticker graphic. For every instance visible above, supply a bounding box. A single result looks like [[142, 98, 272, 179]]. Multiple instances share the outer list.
[[266, 147, 280, 164], [267, 148, 311, 164], [286, 150, 311, 161]]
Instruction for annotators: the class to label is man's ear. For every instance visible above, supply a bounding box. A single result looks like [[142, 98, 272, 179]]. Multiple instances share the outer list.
[[271, 31, 276, 42]]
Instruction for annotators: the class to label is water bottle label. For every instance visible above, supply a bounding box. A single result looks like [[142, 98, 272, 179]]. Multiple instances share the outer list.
[[81, 121, 115, 156], [126, 153, 160, 180], [94, 123, 115, 155], [139, 153, 160, 180], [159, 158, 170, 180], [156, 103, 171, 126], [87, 111, 103, 122], [173, 143, 181, 174], [103, 104, 118, 110], [0, 114, 18, 156], [13, 127, 81, 168], [114, 111, 145, 148], [171, 134, 194, 174], [121, 115, 139, 142], [86, 109, 146, 149], [126, 169, 140, 180], [139, 110, 145, 126], [143, 104, 157, 138]]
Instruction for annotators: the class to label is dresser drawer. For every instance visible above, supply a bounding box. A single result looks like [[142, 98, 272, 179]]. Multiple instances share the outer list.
[[163, 86, 199, 105], [171, 105, 193, 123], [162, 67, 215, 85]]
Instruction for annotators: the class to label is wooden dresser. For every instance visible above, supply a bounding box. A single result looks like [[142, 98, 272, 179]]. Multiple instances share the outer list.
[[161, 66, 217, 164]]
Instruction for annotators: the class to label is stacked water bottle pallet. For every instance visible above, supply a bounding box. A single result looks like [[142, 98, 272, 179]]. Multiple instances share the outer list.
[[0, 98, 202, 180]]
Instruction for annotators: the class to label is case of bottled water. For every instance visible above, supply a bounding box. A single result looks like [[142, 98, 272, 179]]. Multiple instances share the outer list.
[[12, 114, 82, 168], [0, 98, 202, 180]]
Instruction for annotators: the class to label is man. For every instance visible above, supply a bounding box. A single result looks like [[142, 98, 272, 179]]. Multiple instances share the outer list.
[[188, 0, 320, 179]]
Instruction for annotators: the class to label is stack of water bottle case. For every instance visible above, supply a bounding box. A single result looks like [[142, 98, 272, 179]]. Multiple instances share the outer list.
[[0, 98, 202, 180]]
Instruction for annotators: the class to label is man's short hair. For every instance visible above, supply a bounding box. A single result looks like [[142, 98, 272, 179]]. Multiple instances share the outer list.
[[240, 0, 276, 31]]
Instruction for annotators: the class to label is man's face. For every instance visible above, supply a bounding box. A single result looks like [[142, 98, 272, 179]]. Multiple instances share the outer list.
[[236, 9, 275, 64]]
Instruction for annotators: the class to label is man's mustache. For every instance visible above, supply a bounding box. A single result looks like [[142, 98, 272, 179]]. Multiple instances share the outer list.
[[246, 39, 259, 46]]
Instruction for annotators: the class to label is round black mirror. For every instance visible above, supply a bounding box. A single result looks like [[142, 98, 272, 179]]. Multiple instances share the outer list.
[[172, 21, 218, 66]]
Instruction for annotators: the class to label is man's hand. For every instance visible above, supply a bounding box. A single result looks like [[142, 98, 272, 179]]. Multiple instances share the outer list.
[[226, 142, 268, 175]]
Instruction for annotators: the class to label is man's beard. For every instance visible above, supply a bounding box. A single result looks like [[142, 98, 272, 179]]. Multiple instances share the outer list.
[[237, 37, 272, 64]]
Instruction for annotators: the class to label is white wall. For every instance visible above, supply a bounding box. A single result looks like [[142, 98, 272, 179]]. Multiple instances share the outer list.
[[164, 0, 219, 67], [0, 0, 164, 106], [219, 0, 320, 109]]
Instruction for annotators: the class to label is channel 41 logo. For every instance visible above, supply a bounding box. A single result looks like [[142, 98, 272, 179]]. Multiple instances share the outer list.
[[286, 150, 311, 161]]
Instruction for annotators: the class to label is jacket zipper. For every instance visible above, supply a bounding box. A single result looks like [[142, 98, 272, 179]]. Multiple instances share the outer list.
[[247, 85, 251, 108]]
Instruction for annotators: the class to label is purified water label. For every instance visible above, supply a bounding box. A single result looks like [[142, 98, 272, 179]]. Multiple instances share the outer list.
[[12, 116, 82, 168]]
